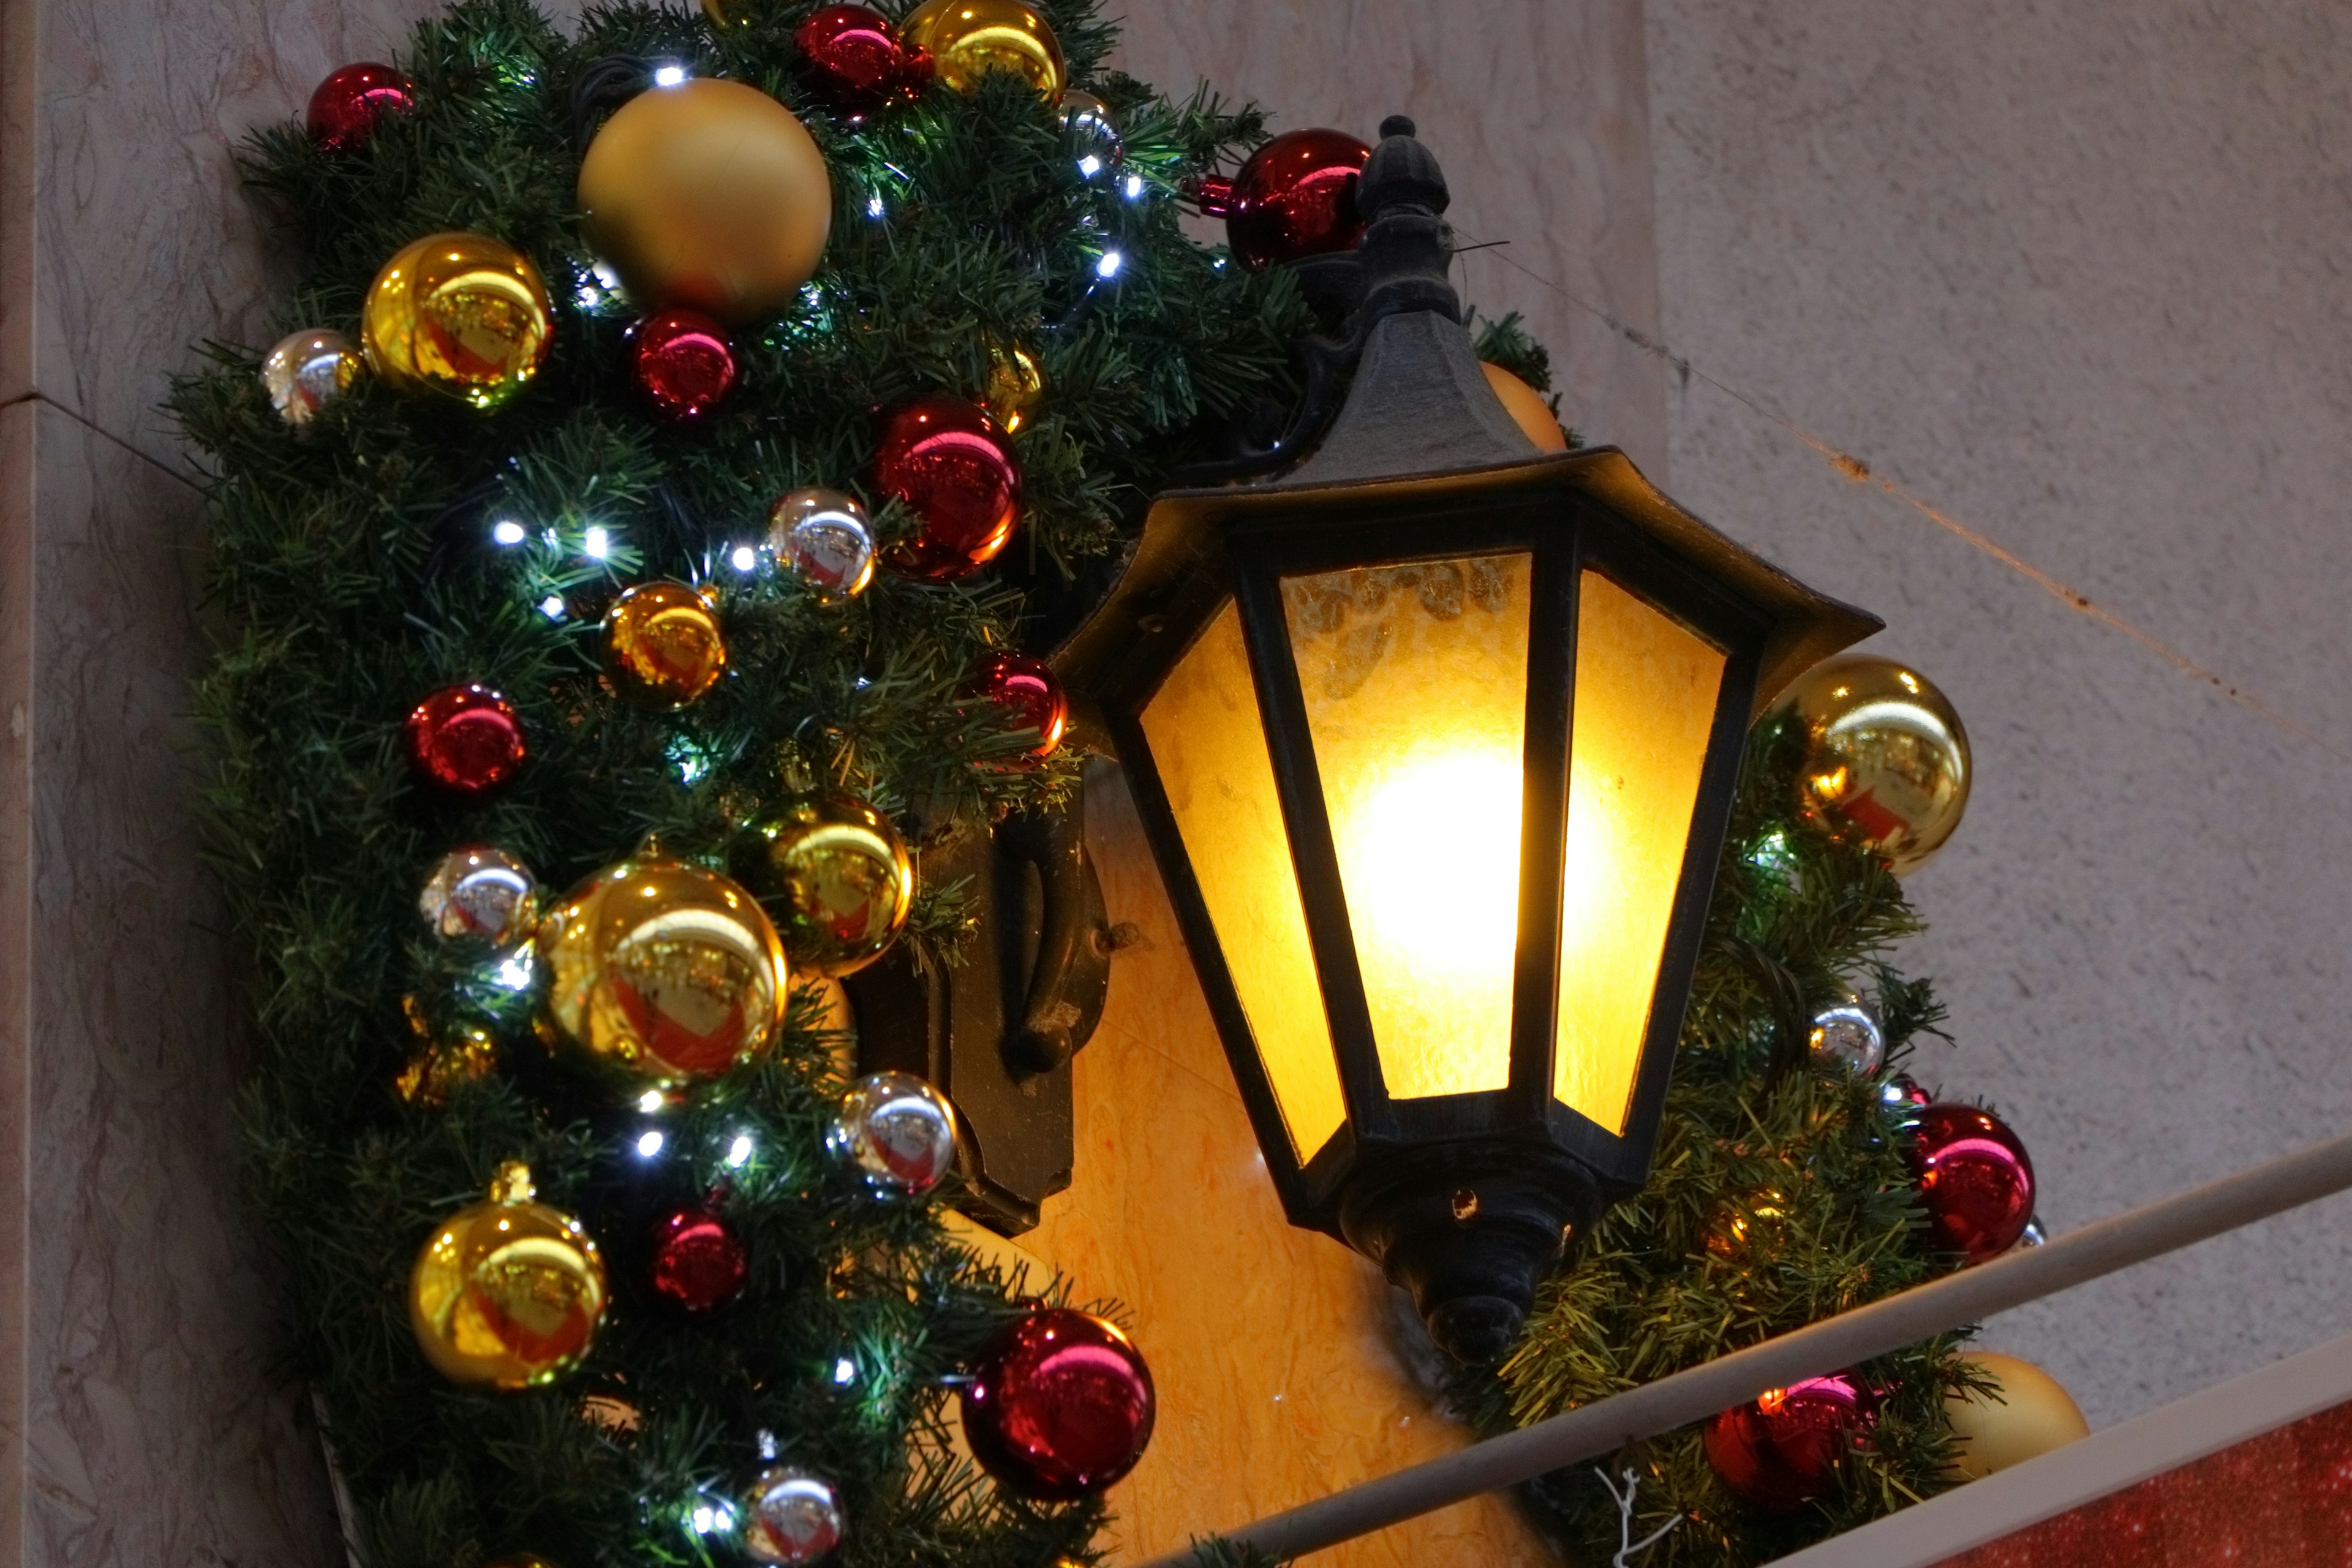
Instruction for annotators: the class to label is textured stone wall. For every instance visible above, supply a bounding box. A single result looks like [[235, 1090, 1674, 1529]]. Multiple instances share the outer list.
[[1642, 0, 2352, 1425]]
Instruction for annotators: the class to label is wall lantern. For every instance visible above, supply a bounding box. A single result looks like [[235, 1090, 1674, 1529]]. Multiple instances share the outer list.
[[1055, 117, 1880, 1363]]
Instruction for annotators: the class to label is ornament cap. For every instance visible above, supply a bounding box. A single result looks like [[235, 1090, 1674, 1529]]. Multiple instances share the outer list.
[[491, 1161, 537, 1204]]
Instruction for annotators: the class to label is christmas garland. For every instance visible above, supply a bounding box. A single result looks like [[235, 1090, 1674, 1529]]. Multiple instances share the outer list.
[[172, 0, 2049, 1563]]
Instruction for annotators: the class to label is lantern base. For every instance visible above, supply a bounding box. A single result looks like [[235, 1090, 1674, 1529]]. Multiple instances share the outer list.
[[1335, 1144, 1606, 1365]]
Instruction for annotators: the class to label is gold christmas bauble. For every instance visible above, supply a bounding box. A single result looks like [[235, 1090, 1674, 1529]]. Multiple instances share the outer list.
[[578, 78, 832, 328], [362, 233, 552, 409], [1777, 654, 1972, 875], [729, 794, 913, 978], [604, 582, 727, 707], [1482, 361, 1568, 453], [986, 341, 1044, 434], [904, 0, 1065, 100], [699, 0, 753, 24], [536, 858, 790, 1091], [396, 994, 499, 1108], [1943, 1351, 2089, 1480], [409, 1163, 606, 1390]]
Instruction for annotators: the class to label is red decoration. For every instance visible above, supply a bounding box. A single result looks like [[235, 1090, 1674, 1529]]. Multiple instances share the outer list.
[[972, 652, 1067, 760], [795, 4, 912, 116], [873, 394, 1020, 581], [646, 1206, 749, 1313], [1910, 1103, 2036, 1263], [1224, 127, 1373, 271], [404, 685, 526, 799], [960, 1308, 1155, 1501], [1705, 1371, 1879, 1511], [630, 309, 736, 424], [306, 63, 416, 154]]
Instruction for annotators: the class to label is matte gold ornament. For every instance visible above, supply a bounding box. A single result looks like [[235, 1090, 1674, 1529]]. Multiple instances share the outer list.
[[729, 793, 913, 977], [1943, 1351, 2089, 1480], [261, 328, 363, 425], [903, 0, 1065, 100], [603, 582, 728, 707], [408, 1162, 606, 1389], [1777, 653, 1971, 875], [362, 232, 553, 409], [1480, 361, 1567, 453], [536, 859, 790, 1091], [578, 78, 832, 328], [985, 341, 1044, 434], [396, 995, 500, 1107]]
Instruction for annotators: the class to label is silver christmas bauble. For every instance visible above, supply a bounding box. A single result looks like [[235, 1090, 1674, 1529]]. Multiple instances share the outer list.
[[828, 1072, 957, 1195], [261, 327, 363, 425], [418, 845, 538, 947], [1809, 999, 1885, 1077], [1060, 88, 1122, 167], [767, 489, 875, 602], [2018, 1213, 2048, 1248], [741, 1466, 844, 1565]]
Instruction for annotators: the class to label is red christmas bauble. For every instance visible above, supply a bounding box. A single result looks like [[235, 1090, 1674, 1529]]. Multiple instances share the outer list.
[[873, 395, 1020, 581], [960, 1309, 1155, 1501], [1225, 127, 1372, 271], [404, 685, 526, 799], [795, 4, 911, 116], [973, 652, 1067, 760], [647, 1207, 749, 1313], [306, 63, 415, 154], [1705, 1371, 1879, 1511], [1909, 1103, 2035, 1263], [630, 309, 736, 424]]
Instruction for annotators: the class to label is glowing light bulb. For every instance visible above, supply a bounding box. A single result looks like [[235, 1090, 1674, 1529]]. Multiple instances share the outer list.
[[636, 1129, 664, 1158], [1096, 250, 1123, 279], [1077, 154, 1102, 178], [1123, 173, 1144, 199], [731, 544, 758, 572], [832, 1357, 857, 1385], [637, 1090, 663, 1114], [584, 526, 611, 559], [653, 64, 687, 87], [492, 952, 534, 990], [867, 193, 886, 218], [491, 519, 526, 546], [538, 594, 567, 620], [726, 1134, 754, 1167]]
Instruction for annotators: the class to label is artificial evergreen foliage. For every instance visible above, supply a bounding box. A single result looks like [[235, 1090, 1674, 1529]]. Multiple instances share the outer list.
[[173, 2, 1310, 1564], [1462, 716, 1982, 1566]]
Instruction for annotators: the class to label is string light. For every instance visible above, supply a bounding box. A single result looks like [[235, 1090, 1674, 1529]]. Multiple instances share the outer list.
[[584, 526, 611, 559], [1077, 154, 1102, 178], [1123, 173, 1145, 200], [727, 1133, 755, 1167], [538, 594, 567, 620], [638, 1089, 665, 1114], [731, 545, 758, 572], [636, 1129, 665, 1158], [1096, 250, 1124, 279], [832, 1357, 858, 1385], [490, 519, 526, 546], [653, 63, 688, 87], [492, 952, 533, 990], [867, 193, 886, 219]]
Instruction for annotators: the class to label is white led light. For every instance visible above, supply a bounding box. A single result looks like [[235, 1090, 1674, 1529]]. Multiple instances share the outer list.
[[492, 952, 533, 990], [1124, 173, 1144, 199], [637, 1090, 664, 1114], [832, 1357, 856, 1385], [1096, 250, 1123, 279], [1077, 154, 1102, 178], [491, 519, 526, 546], [538, 594, 567, 620], [689, 1506, 717, 1535], [731, 545, 758, 572], [636, 1130, 665, 1158], [584, 526, 611, 559], [653, 64, 687, 87], [727, 1134, 755, 1167], [867, 193, 886, 218]]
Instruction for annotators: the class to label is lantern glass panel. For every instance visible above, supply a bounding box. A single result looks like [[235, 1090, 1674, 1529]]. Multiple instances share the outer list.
[[1281, 552, 1534, 1101], [1553, 568, 1727, 1130], [1140, 600, 1348, 1161]]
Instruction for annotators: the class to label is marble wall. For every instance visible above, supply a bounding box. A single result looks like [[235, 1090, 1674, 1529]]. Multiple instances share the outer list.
[[1643, 0, 2352, 1429]]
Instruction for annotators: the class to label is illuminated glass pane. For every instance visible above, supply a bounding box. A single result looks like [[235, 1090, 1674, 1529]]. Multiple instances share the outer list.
[[1283, 554, 1531, 1100], [1555, 570, 1726, 1131], [1141, 601, 1346, 1162]]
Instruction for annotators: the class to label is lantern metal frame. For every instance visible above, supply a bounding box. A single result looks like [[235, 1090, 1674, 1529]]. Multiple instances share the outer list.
[[1056, 116, 1879, 1362]]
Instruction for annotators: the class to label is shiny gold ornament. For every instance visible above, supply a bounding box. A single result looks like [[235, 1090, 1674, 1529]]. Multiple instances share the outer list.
[[536, 859, 790, 1091], [408, 1162, 606, 1389], [578, 78, 832, 328], [729, 794, 914, 978], [396, 995, 500, 1107], [1703, 1188, 1787, 1259], [903, 0, 1065, 100], [1777, 654, 1971, 875], [604, 582, 728, 707], [261, 328, 363, 426], [485, 1558, 565, 1568], [1943, 1351, 2089, 1480], [1480, 361, 1568, 453], [985, 341, 1044, 434], [699, 0, 754, 24], [362, 233, 553, 409]]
